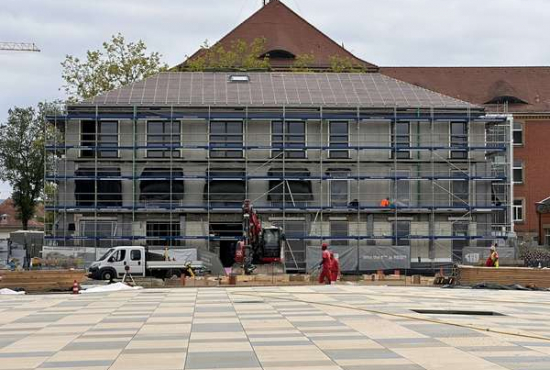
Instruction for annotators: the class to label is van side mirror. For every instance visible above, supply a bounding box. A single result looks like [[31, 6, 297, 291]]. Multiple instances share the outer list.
[[108, 257, 115, 263]]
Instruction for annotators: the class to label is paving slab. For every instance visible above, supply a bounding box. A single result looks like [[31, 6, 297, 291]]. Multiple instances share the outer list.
[[1, 285, 550, 369]]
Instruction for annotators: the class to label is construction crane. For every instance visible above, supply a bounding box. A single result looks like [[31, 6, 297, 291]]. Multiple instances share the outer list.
[[0, 42, 40, 52]]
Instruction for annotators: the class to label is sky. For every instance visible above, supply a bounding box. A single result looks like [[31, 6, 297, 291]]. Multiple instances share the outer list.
[[1, 0, 550, 198]]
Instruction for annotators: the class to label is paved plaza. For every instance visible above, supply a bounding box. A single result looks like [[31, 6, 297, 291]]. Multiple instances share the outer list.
[[1, 285, 550, 370]]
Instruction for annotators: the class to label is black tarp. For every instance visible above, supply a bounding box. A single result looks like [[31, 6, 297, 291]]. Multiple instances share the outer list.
[[203, 170, 246, 203], [139, 168, 184, 202], [75, 168, 122, 207], [267, 168, 313, 202]]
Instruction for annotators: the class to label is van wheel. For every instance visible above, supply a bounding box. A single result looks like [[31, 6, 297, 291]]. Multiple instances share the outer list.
[[100, 269, 115, 281]]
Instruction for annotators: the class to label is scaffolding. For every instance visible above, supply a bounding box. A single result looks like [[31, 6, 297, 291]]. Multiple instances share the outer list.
[[44, 104, 512, 272]]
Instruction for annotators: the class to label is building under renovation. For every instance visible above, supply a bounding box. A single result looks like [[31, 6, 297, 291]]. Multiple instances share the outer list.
[[45, 71, 512, 272], [44, 1, 513, 272]]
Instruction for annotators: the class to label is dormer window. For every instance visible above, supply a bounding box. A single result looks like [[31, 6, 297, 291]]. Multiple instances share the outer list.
[[485, 95, 528, 105], [261, 49, 296, 59], [229, 75, 250, 83]]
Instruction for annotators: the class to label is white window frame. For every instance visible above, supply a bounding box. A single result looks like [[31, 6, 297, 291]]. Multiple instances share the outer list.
[[146, 120, 182, 159], [513, 161, 524, 184], [513, 122, 524, 146], [270, 120, 307, 159], [328, 120, 350, 159], [513, 198, 524, 223]]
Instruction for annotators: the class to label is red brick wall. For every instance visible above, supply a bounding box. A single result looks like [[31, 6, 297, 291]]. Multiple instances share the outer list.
[[514, 118, 550, 241]]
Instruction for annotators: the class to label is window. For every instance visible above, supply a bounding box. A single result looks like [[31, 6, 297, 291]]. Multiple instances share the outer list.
[[513, 122, 523, 146], [130, 249, 141, 261], [210, 121, 243, 158], [272, 121, 306, 159], [392, 221, 410, 246], [80, 120, 118, 158], [75, 168, 122, 207], [140, 168, 184, 205], [331, 221, 348, 247], [513, 160, 524, 184], [267, 168, 313, 207], [450, 121, 468, 159], [451, 174, 469, 206], [113, 249, 126, 262], [147, 121, 180, 158], [330, 180, 349, 207], [329, 121, 349, 159], [392, 171, 410, 206], [146, 222, 182, 246], [513, 199, 524, 222], [204, 169, 246, 207], [391, 122, 410, 159]]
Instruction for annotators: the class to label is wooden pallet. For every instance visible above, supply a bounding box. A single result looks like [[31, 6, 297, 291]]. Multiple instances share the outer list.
[[0, 270, 88, 292], [458, 265, 550, 288]]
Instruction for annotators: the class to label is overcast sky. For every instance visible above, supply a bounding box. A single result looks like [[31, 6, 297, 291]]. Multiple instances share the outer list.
[[1, 0, 549, 198]]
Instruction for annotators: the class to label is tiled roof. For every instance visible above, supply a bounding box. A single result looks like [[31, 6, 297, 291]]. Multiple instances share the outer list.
[[381, 67, 550, 113], [0, 199, 44, 229], [82, 72, 478, 109], [178, 0, 377, 71]]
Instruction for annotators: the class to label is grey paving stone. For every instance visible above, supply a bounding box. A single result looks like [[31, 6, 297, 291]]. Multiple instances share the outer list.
[[63, 341, 129, 350], [0, 351, 56, 358], [252, 340, 313, 346], [403, 323, 487, 338], [343, 365, 426, 370], [260, 359, 335, 367], [325, 349, 402, 360], [192, 323, 243, 332], [39, 360, 114, 368], [123, 348, 185, 354], [186, 351, 259, 369], [376, 338, 448, 348]]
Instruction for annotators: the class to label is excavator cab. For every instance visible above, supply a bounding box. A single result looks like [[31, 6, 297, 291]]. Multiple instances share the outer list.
[[260, 227, 283, 262]]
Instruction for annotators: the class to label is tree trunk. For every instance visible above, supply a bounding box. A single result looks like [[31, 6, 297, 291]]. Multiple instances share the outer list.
[[22, 218, 28, 230]]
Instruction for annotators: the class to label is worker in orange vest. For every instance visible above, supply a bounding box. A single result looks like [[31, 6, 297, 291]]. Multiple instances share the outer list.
[[318, 243, 332, 284], [330, 252, 340, 282], [380, 198, 390, 207]]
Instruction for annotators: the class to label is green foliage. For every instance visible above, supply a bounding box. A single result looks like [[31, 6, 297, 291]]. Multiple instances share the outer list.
[[329, 55, 366, 73], [61, 33, 168, 101], [183, 38, 270, 71], [0, 102, 63, 229], [291, 54, 316, 72]]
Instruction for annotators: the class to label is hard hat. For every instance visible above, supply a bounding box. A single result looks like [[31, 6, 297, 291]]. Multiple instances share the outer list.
[[321, 243, 328, 249]]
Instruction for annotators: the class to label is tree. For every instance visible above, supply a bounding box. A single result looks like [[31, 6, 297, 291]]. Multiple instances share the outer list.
[[61, 33, 168, 101], [182, 38, 270, 71], [291, 53, 316, 72], [0, 102, 62, 229], [329, 55, 366, 73]]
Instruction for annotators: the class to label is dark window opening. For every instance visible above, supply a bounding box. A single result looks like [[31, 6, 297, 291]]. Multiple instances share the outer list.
[[139, 168, 184, 205], [331, 221, 349, 247], [513, 122, 523, 145], [329, 121, 349, 159], [147, 121, 181, 158], [268, 168, 313, 207], [204, 169, 246, 207], [75, 168, 122, 207], [451, 175, 469, 206], [391, 122, 410, 159], [80, 120, 118, 158], [130, 249, 141, 261], [485, 95, 528, 105], [450, 121, 468, 159], [262, 49, 296, 59], [272, 121, 306, 159], [392, 221, 410, 246], [513, 160, 523, 184], [210, 121, 243, 158], [146, 222, 181, 246]]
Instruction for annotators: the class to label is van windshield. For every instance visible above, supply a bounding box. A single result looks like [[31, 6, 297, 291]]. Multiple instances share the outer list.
[[98, 249, 114, 261]]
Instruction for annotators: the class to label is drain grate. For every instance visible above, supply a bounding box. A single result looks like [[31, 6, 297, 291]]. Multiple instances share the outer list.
[[411, 309, 504, 316]]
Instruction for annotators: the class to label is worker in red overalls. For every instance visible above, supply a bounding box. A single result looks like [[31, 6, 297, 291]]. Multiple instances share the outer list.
[[330, 252, 340, 283], [318, 243, 332, 284]]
